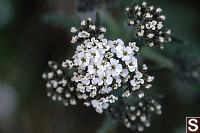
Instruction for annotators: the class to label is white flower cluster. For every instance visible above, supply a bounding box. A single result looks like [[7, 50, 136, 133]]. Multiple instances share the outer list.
[[109, 97, 162, 131], [61, 18, 154, 113], [125, 2, 171, 49], [42, 0, 171, 130]]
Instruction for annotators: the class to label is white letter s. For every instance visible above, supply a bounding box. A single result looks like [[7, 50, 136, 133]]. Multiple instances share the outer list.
[[188, 119, 198, 132]]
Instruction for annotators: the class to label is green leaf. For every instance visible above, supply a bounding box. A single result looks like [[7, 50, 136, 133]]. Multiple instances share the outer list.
[[97, 116, 116, 133], [40, 13, 79, 28], [101, 10, 124, 39], [171, 36, 187, 44], [140, 47, 175, 69], [95, 11, 101, 27]]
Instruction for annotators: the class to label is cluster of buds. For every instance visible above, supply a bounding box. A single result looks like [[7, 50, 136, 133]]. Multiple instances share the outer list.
[[125, 2, 171, 49], [122, 64, 154, 99], [70, 18, 106, 44], [108, 96, 162, 131], [42, 61, 79, 106], [174, 56, 200, 84]]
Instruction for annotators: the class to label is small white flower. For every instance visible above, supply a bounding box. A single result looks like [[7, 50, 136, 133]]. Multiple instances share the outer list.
[[149, 6, 154, 11], [109, 39, 124, 53], [102, 86, 112, 93], [130, 79, 137, 87], [159, 37, 165, 43], [91, 77, 99, 85], [48, 72, 54, 79], [46, 82, 52, 88], [145, 84, 152, 89], [87, 17, 92, 22], [117, 46, 133, 61], [56, 87, 64, 93], [146, 21, 157, 30], [98, 59, 110, 71], [109, 58, 122, 77], [147, 33, 154, 39], [81, 78, 90, 85], [152, 20, 157, 26], [142, 64, 148, 70], [75, 52, 90, 67], [65, 93, 71, 98], [159, 15, 166, 20], [90, 89, 97, 97], [142, 2, 147, 7], [128, 19, 134, 25], [140, 25, 145, 30], [138, 91, 144, 98], [88, 48, 100, 62], [100, 27, 106, 32], [122, 90, 131, 97], [98, 73, 113, 86], [135, 71, 143, 79], [156, 8, 162, 13], [126, 122, 131, 128], [59, 79, 67, 86], [87, 37, 99, 48], [88, 64, 103, 75], [56, 69, 63, 75], [76, 44, 87, 52], [166, 29, 171, 35], [115, 78, 122, 85], [78, 31, 90, 38], [81, 20, 86, 26], [137, 11, 142, 16], [125, 7, 130, 12], [70, 99, 77, 105], [121, 69, 129, 77], [98, 34, 104, 40], [157, 22, 163, 29], [91, 98, 109, 113], [135, 5, 141, 11], [104, 52, 113, 59], [77, 83, 86, 93], [130, 115, 136, 121], [97, 39, 110, 52], [148, 42, 154, 47], [124, 75, 130, 82], [107, 95, 118, 103], [129, 42, 139, 52], [84, 102, 91, 106], [137, 30, 144, 37], [62, 59, 73, 69], [89, 25, 96, 30], [86, 85, 96, 92], [70, 27, 77, 33], [125, 57, 138, 72], [138, 125, 144, 131], [42, 73, 47, 79], [146, 13, 153, 18], [147, 76, 154, 82], [51, 80, 58, 88]]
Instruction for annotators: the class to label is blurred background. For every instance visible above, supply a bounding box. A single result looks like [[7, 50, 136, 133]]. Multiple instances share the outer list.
[[0, 0, 200, 133]]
